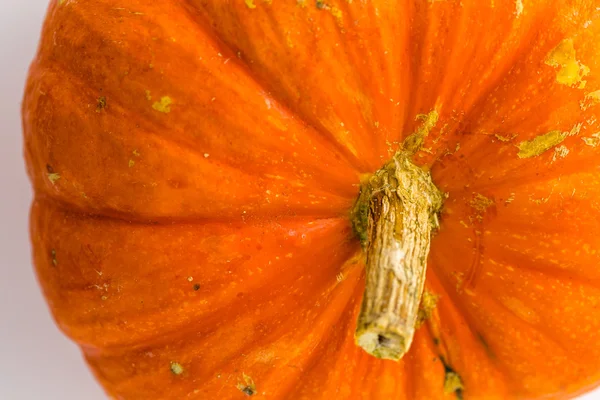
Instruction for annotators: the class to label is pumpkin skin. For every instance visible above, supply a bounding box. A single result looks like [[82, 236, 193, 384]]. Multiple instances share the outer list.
[[22, 0, 600, 399]]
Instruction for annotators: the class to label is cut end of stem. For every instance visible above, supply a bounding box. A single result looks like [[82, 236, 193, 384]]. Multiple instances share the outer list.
[[356, 326, 407, 360], [352, 151, 443, 361]]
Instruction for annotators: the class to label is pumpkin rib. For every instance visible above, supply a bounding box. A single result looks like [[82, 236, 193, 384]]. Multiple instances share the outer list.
[[179, 1, 370, 173], [24, 4, 366, 217], [32, 197, 359, 350], [24, 61, 360, 203]]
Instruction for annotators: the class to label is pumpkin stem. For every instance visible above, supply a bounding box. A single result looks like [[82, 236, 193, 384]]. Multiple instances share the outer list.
[[352, 151, 443, 361]]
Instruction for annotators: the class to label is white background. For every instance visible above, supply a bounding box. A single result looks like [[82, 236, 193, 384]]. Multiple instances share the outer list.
[[0, 1, 599, 399]]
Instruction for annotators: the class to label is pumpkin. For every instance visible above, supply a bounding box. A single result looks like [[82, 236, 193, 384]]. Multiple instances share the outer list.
[[23, 0, 600, 399]]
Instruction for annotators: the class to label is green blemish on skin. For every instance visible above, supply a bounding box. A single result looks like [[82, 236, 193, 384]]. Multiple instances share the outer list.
[[96, 96, 107, 112], [444, 370, 464, 398], [245, 0, 256, 8], [237, 373, 256, 396], [170, 362, 184, 375], [545, 38, 590, 87], [47, 173, 61, 184], [152, 96, 173, 113], [517, 130, 566, 158]]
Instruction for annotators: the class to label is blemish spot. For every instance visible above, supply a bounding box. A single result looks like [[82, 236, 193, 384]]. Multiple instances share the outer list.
[[517, 130, 565, 158], [581, 90, 600, 110], [245, 0, 256, 8], [51, 249, 57, 266], [128, 160, 135, 168], [545, 38, 590, 87], [145, 90, 152, 101], [193, 283, 201, 291], [152, 96, 173, 113], [515, 0, 523, 17], [552, 145, 569, 162], [582, 132, 600, 147], [444, 367, 464, 398], [470, 193, 494, 214], [237, 373, 256, 396], [47, 173, 61, 184], [403, 110, 439, 153], [96, 96, 107, 112], [170, 362, 184, 375], [494, 133, 517, 142]]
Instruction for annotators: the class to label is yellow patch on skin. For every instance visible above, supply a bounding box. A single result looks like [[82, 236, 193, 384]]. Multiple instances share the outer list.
[[552, 145, 569, 162], [582, 132, 600, 147], [416, 290, 439, 327], [47, 173, 61, 184], [152, 96, 173, 113], [517, 130, 566, 158], [245, 0, 256, 8], [470, 193, 494, 213], [515, 0, 524, 17], [297, 0, 307, 7], [128, 160, 135, 168], [501, 296, 540, 324], [581, 90, 600, 110], [403, 110, 439, 153], [170, 362, 184, 375], [545, 39, 590, 87], [330, 7, 343, 24], [494, 133, 517, 142], [315, 1, 343, 24], [145, 90, 152, 101]]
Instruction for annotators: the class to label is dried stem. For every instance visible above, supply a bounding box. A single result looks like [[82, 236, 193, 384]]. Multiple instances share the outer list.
[[353, 152, 443, 360]]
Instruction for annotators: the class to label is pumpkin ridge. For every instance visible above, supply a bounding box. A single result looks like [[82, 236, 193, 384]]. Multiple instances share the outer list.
[[179, 0, 370, 172]]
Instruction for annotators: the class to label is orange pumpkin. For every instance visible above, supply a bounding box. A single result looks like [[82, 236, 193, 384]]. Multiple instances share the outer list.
[[23, 0, 600, 399]]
